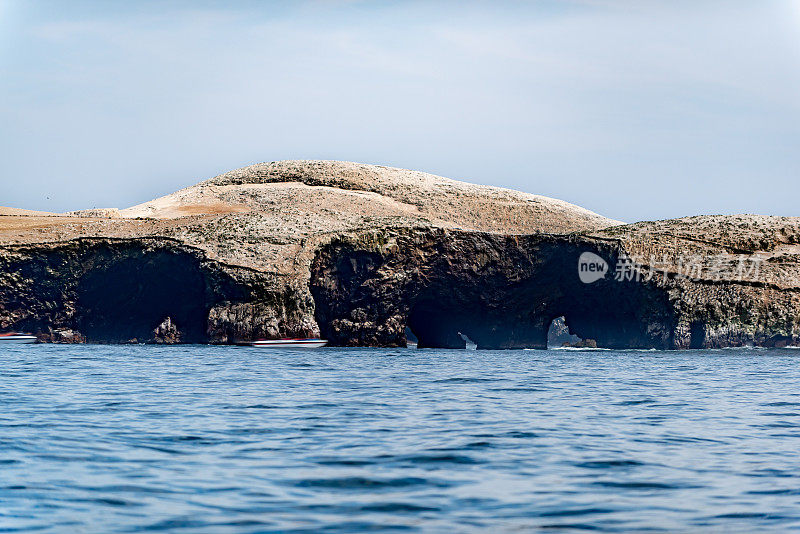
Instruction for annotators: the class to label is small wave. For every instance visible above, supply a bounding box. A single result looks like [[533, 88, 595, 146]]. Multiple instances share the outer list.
[[297, 402, 339, 409], [72, 484, 179, 495], [432, 377, 498, 383], [539, 507, 615, 518], [130, 518, 210, 531], [151, 435, 223, 444], [575, 460, 644, 470], [125, 444, 187, 455], [539, 522, 603, 530], [592, 480, 693, 490], [659, 435, 726, 444], [69, 497, 141, 507], [396, 453, 481, 465], [359, 502, 440, 513], [240, 404, 281, 410], [712, 512, 787, 519], [746, 488, 800, 495], [291, 476, 446, 490], [502, 431, 540, 439], [488, 387, 545, 392], [762, 422, 799, 428], [745, 468, 794, 478], [314, 458, 375, 467], [615, 398, 656, 406], [464, 441, 494, 449], [2, 484, 30, 490]]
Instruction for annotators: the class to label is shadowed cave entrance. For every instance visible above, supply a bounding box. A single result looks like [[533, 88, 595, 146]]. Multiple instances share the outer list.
[[311, 235, 677, 349], [403, 296, 665, 350], [689, 321, 707, 349], [407, 299, 471, 349], [76, 252, 211, 343], [405, 293, 550, 350], [405, 302, 594, 350]]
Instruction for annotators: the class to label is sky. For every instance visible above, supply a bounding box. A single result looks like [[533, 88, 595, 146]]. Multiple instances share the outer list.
[[0, 0, 798, 222]]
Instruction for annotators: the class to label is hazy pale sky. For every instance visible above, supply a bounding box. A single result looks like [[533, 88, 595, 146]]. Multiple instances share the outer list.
[[1, 0, 798, 222]]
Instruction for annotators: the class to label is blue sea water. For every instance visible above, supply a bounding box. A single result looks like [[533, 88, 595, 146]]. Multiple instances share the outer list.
[[2, 345, 800, 532]]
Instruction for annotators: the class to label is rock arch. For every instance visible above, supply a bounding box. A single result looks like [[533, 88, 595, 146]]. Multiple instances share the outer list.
[[310, 229, 677, 349]]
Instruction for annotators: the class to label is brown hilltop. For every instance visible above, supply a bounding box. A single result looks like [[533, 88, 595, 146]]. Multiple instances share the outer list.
[[119, 159, 617, 233], [1, 160, 618, 274]]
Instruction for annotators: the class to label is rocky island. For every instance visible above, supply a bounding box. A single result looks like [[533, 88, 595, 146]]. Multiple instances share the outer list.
[[1, 160, 798, 349]]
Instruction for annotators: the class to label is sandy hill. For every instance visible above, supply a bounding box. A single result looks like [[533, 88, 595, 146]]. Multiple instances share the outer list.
[[1, 160, 797, 287], [119, 160, 618, 235]]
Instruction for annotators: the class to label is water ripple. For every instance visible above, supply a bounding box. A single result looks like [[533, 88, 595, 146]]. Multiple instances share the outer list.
[[3, 344, 800, 531]]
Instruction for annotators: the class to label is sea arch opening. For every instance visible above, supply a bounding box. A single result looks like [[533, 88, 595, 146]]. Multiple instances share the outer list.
[[310, 234, 678, 350], [406, 298, 472, 349]]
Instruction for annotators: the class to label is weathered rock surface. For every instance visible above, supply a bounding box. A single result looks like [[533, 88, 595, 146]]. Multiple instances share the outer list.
[[0, 160, 798, 347], [547, 317, 582, 347]]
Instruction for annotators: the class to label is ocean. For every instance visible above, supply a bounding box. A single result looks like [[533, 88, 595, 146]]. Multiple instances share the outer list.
[[2, 344, 800, 532]]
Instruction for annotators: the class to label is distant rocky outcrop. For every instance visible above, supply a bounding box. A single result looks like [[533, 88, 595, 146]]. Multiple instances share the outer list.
[[65, 208, 121, 218], [0, 160, 798, 348]]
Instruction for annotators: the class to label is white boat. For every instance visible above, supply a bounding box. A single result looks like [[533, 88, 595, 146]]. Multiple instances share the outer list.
[[0, 333, 37, 344], [249, 338, 328, 349]]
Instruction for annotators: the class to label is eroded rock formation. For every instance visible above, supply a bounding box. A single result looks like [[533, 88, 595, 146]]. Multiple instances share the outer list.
[[0, 160, 798, 347], [0, 238, 314, 343], [311, 229, 800, 349]]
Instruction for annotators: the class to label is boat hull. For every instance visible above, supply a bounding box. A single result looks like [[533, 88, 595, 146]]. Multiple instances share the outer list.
[[0, 336, 37, 344], [249, 339, 327, 349]]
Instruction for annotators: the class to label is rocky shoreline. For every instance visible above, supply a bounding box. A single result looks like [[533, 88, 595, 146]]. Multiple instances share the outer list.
[[1, 161, 798, 349]]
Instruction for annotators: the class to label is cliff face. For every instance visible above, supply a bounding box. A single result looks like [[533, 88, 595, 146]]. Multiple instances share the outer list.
[[310, 230, 676, 349], [0, 238, 315, 343], [0, 161, 798, 348], [310, 229, 800, 349]]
